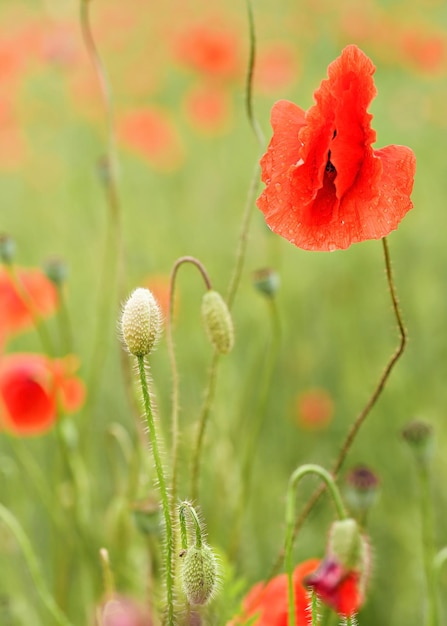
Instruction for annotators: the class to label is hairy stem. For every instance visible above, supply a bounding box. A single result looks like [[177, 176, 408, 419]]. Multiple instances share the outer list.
[[136, 356, 174, 626]]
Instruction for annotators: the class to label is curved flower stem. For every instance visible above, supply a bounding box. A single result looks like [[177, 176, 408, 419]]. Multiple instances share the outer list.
[[179, 501, 203, 550], [269, 236, 407, 579], [244, 0, 265, 151], [0, 503, 73, 626], [136, 355, 174, 626], [226, 0, 264, 310], [80, 0, 123, 409], [229, 296, 281, 556], [190, 349, 220, 503], [285, 465, 347, 626], [168, 256, 213, 507], [418, 462, 439, 626], [4, 263, 54, 356]]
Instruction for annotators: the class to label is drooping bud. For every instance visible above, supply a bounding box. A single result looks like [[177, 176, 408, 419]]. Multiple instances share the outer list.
[[121, 288, 162, 357], [180, 544, 218, 606], [252, 267, 280, 298], [201, 290, 234, 354], [344, 465, 380, 515], [43, 256, 69, 286], [328, 518, 365, 571], [0, 234, 15, 265], [305, 519, 370, 617], [402, 419, 434, 466]]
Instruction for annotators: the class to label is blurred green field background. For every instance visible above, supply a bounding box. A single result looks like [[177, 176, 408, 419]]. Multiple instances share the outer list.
[[1, 0, 447, 624]]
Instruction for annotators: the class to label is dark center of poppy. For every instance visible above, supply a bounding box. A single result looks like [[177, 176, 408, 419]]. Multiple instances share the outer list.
[[325, 149, 337, 181]]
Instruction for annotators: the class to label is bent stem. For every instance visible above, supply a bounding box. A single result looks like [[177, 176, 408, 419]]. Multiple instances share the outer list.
[[285, 465, 347, 626], [179, 501, 203, 550], [0, 503, 73, 626], [269, 236, 407, 580], [80, 0, 123, 409], [167, 256, 212, 509], [136, 356, 174, 626], [226, 0, 264, 310]]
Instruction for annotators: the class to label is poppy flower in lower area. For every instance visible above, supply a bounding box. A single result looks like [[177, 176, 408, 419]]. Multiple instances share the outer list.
[[305, 518, 370, 617], [304, 557, 363, 617], [227, 559, 320, 626], [257, 44, 416, 251], [0, 267, 58, 346], [0, 353, 85, 436]]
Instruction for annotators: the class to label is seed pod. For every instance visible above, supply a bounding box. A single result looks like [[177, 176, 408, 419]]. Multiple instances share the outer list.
[[121, 288, 162, 357], [201, 290, 234, 354], [180, 544, 218, 606]]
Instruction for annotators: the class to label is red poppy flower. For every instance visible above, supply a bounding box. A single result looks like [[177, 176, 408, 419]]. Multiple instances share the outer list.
[[304, 557, 363, 617], [0, 353, 85, 436], [0, 267, 58, 346], [257, 45, 416, 251], [227, 559, 320, 626]]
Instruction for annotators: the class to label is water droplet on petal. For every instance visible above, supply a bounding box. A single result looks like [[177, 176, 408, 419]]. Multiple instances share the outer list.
[[327, 241, 337, 252]]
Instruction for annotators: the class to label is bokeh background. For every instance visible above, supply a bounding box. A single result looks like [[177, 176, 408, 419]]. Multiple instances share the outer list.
[[1, 0, 447, 624]]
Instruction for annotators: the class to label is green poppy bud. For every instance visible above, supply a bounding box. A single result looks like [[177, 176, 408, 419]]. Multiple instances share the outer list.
[[180, 544, 218, 606], [201, 290, 234, 354], [121, 288, 162, 357]]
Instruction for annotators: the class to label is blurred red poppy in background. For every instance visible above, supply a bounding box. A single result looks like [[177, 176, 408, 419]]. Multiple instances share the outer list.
[[0, 353, 85, 435], [257, 44, 416, 251], [295, 388, 334, 431], [227, 559, 319, 626], [118, 108, 184, 171], [173, 23, 240, 79], [0, 267, 58, 347], [183, 83, 232, 135]]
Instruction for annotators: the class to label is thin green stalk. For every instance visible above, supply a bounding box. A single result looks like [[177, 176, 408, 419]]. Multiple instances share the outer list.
[[268, 236, 407, 580], [190, 349, 220, 502], [418, 463, 439, 626], [80, 0, 123, 409], [229, 296, 281, 556], [0, 503, 73, 626], [434, 546, 447, 579], [285, 465, 347, 626], [136, 355, 174, 626], [226, 0, 265, 310], [56, 284, 74, 356], [167, 257, 212, 509], [99, 548, 116, 599]]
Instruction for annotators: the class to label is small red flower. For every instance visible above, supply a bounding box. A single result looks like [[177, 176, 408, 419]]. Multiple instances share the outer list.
[[117, 108, 184, 171], [227, 559, 320, 626], [173, 23, 240, 79], [0, 267, 58, 346], [305, 557, 363, 617], [257, 44, 416, 251], [0, 353, 85, 436], [295, 388, 334, 431]]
